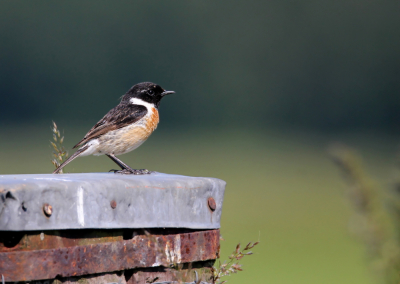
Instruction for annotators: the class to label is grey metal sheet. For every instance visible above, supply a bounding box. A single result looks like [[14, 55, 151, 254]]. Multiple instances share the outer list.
[[0, 173, 225, 231]]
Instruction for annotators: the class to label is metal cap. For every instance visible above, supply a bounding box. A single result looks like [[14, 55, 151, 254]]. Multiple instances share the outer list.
[[0, 173, 226, 231]]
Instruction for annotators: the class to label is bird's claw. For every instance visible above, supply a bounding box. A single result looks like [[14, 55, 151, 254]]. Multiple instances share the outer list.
[[109, 169, 154, 175]]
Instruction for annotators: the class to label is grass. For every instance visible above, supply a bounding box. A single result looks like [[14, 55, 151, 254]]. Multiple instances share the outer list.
[[50, 121, 69, 173], [0, 123, 398, 283]]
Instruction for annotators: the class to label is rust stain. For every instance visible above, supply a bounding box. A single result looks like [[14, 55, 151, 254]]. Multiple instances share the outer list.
[[145, 185, 166, 190], [0, 230, 124, 252], [0, 229, 219, 282]]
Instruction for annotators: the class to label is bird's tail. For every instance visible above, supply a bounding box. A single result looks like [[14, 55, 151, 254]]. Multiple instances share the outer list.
[[53, 145, 89, 174]]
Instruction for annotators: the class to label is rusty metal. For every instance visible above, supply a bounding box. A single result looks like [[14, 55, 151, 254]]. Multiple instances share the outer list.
[[0, 229, 125, 252], [207, 197, 216, 212], [110, 199, 117, 209], [152, 282, 212, 284], [152, 281, 212, 283], [11, 266, 215, 284], [144, 270, 212, 284], [0, 229, 220, 281], [151, 282, 211, 284], [127, 267, 214, 284], [0, 173, 225, 283], [42, 203, 52, 217], [152, 281, 212, 284]]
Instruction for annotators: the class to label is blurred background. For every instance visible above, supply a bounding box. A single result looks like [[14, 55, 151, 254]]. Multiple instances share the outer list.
[[1, 1, 400, 283]]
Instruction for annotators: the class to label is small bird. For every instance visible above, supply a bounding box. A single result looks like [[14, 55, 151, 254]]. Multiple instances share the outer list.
[[53, 82, 175, 174]]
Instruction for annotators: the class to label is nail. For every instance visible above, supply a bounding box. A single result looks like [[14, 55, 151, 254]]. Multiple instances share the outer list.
[[110, 200, 117, 209], [208, 197, 216, 211], [43, 203, 53, 217]]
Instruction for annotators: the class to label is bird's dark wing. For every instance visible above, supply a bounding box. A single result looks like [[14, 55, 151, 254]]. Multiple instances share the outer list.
[[73, 104, 148, 148]]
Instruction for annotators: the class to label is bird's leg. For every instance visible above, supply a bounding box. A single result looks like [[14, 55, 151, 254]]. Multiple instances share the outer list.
[[106, 154, 153, 175], [106, 154, 131, 170]]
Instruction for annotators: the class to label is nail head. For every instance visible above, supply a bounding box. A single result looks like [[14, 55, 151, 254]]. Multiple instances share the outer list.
[[111, 200, 117, 209], [43, 203, 53, 217], [208, 197, 216, 211]]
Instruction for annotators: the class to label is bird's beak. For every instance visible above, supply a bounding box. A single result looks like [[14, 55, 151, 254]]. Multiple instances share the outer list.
[[161, 90, 175, 96]]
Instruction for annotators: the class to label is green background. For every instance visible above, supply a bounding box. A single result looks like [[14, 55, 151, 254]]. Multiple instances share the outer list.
[[1, 1, 399, 283]]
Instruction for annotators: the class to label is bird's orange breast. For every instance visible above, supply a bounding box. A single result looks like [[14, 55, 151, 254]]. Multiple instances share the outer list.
[[146, 107, 159, 133], [95, 107, 160, 156], [119, 107, 159, 143]]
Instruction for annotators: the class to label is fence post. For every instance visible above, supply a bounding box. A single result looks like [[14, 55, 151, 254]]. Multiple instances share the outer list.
[[0, 173, 226, 283]]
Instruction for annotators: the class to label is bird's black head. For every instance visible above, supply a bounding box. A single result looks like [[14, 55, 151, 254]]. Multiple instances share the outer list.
[[122, 82, 174, 108]]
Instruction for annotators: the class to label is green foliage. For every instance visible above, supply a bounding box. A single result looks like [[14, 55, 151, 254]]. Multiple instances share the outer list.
[[212, 240, 259, 284], [331, 144, 400, 284]]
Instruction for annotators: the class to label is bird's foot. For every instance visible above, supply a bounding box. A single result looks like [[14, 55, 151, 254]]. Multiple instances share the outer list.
[[109, 169, 155, 175]]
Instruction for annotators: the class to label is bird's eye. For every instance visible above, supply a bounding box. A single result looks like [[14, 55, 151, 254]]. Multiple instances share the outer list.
[[148, 90, 154, 95]]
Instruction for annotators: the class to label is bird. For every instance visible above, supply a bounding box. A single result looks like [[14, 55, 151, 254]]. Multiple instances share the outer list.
[[53, 82, 175, 174]]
